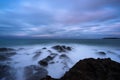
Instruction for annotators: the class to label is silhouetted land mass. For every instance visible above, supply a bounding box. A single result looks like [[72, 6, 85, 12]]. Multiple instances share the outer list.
[[103, 37, 120, 39]]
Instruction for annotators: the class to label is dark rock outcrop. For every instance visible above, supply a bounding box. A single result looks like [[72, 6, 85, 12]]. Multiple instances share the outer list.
[[0, 48, 15, 52], [0, 55, 10, 61], [38, 53, 57, 66], [24, 65, 48, 80], [0, 64, 16, 80], [52, 45, 72, 52], [60, 58, 120, 80]]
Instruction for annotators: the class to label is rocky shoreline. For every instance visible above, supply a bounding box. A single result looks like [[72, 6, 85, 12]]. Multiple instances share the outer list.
[[0, 45, 120, 80], [42, 58, 120, 80]]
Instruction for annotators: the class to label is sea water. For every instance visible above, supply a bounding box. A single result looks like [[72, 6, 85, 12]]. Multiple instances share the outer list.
[[0, 39, 120, 80]]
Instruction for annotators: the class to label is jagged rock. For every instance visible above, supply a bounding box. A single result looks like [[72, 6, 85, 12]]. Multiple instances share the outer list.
[[24, 65, 48, 80], [52, 45, 72, 52], [38, 53, 57, 66], [0, 48, 15, 52], [0, 64, 16, 80], [60, 58, 120, 80], [97, 51, 106, 55]]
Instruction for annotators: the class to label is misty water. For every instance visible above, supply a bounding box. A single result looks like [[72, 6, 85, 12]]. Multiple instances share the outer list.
[[0, 39, 120, 80]]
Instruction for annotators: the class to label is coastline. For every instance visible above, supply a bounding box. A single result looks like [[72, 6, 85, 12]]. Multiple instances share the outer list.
[[0, 44, 120, 80]]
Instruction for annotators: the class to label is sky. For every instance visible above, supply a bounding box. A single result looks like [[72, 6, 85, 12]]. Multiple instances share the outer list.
[[0, 0, 120, 39]]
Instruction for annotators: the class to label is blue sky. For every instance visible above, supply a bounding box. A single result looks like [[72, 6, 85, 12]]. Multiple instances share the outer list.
[[0, 0, 120, 38]]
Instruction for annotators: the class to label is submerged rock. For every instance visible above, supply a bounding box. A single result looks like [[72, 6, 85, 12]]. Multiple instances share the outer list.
[[24, 65, 48, 80], [52, 45, 72, 52], [60, 58, 120, 80]]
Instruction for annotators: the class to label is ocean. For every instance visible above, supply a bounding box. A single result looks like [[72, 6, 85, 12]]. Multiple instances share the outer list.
[[0, 39, 120, 47], [0, 39, 120, 80]]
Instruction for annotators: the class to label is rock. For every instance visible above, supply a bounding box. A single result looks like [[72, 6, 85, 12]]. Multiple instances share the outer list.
[[5, 52, 17, 57], [66, 47, 72, 51], [0, 55, 10, 61], [39, 56, 53, 66], [0, 52, 16, 61], [59, 54, 69, 59], [39, 60, 49, 66], [52, 45, 72, 52], [41, 75, 57, 80], [97, 51, 106, 55], [0, 48, 15, 52], [48, 50, 52, 53], [49, 61, 55, 64], [18, 48, 24, 50], [0, 64, 16, 80], [38, 54, 57, 66], [60, 58, 120, 80], [24, 65, 48, 80], [42, 47, 47, 49], [33, 51, 41, 59]]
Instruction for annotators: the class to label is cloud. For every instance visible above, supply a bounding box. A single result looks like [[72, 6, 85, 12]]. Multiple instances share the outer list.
[[0, 0, 120, 38]]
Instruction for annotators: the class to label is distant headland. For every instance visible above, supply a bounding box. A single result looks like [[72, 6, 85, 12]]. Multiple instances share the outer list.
[[103, 37, 120, 39]]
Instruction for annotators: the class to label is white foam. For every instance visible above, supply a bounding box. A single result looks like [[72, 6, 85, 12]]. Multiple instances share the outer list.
[[7, 43, 120, 80]]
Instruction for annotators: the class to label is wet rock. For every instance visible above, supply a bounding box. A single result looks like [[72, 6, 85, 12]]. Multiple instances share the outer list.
[[33, 51, 41, 59], [38, 53, 57, 66], [59, 54, 69, 59], [0, 48, 15, 52], [39, 60, 49, 66], [0, 64, 16, 80], [50, 53, 58, 58], [42, 47, 47, 49], [48, 50, 52, 53], [18, 48, 24, 50], [49, 61, 55, 64], [0, 52, 16, 61], [0, 51, 17, 57], [41, 75, 57, 80], [0, 55, 10, 61], [24, 65, 48, 80], [38, 56, 53, 66], [52, 45, 72, 52], [66, 47, 72, 51], [6, 52, 17, 57], [60, 58, 120, 80], [97, 51, 106, 55]]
